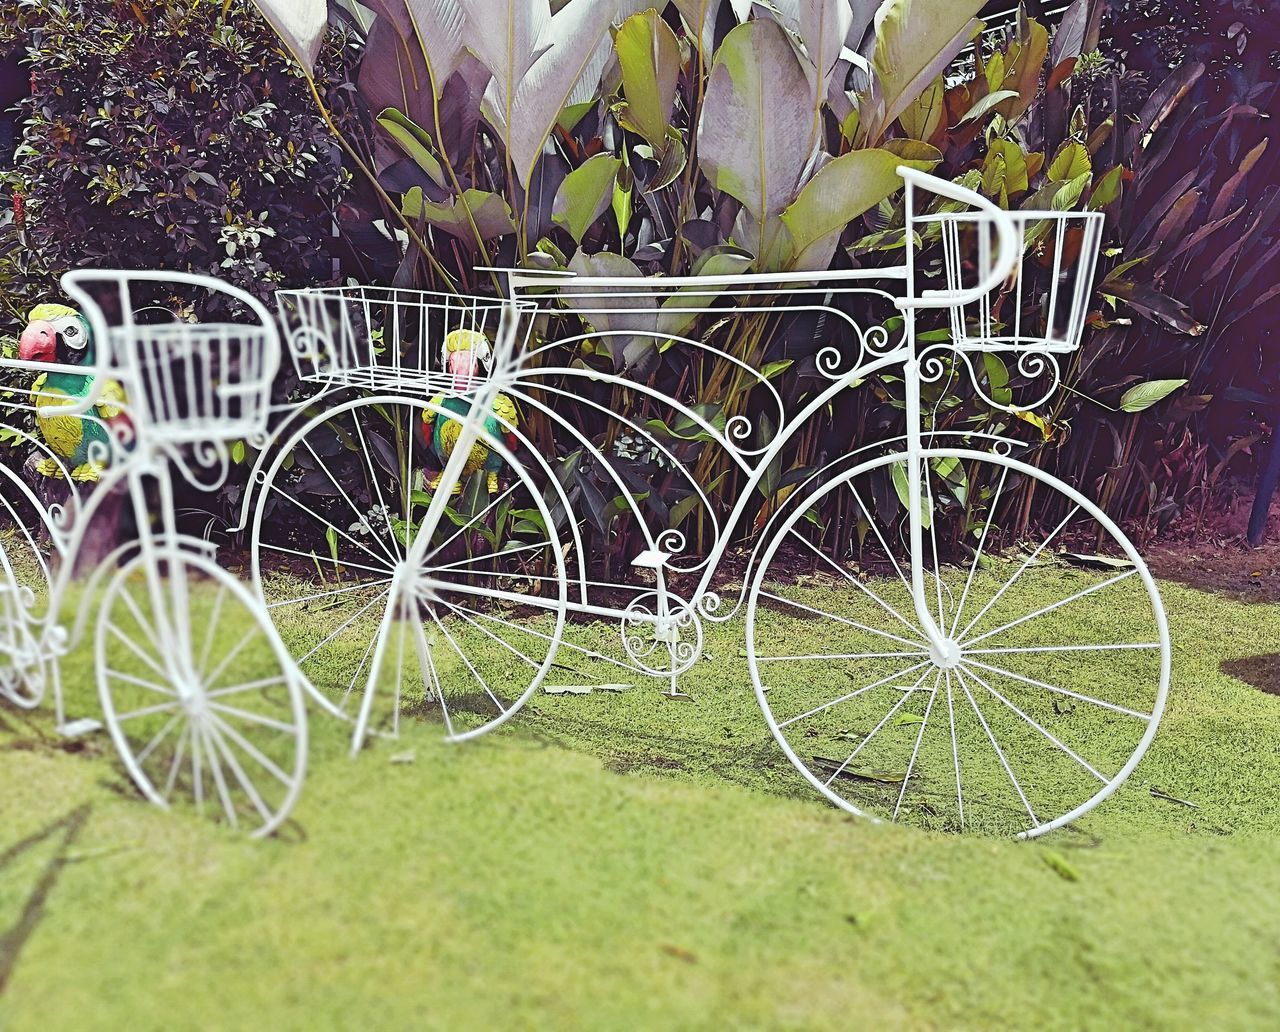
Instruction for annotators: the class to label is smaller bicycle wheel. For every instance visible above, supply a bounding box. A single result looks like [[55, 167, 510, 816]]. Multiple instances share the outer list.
[[97, 548, 307, 837]]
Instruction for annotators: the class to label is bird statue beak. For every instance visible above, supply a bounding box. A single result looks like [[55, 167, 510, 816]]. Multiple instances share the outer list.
[[18, 319, 57, 363]]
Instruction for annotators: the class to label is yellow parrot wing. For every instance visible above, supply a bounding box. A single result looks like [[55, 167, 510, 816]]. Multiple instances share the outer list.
[[95, 379, 127, 421], [492, 393, 518, 429]]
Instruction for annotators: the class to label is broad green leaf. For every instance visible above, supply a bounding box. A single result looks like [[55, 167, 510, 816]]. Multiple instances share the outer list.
[[1088, 164, 1124, 209], [955, 89, 1021, 126], [1118, 379, 1189, 413], [1048, 140, 1090, 182], [891, 461, 931, 529], [881, 138, 944, 165], [866, 0, 985, 143], [658, 252, 753, 337], [376, 108, 447, 188], [1000, 16, 1048, 120], [403, 188, 516, 240], [615, 8, 681, 152], [1013, 408, 1054, 440], [552, 154, 621, 244], [780, 147, 936, 258], [697, 18, 813, 235], [898, 75, 945, 141]]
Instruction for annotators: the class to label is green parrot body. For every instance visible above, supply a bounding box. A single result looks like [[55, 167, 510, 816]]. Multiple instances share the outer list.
[[18, 303, 128, 481], [420, 328, 518, 494]]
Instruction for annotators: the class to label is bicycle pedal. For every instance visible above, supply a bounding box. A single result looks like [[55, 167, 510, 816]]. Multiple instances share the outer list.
[[57, 718, 103, 738]]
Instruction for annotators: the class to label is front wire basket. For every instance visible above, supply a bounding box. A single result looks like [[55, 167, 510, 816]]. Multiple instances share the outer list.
[[916, 208, 1104, 353]]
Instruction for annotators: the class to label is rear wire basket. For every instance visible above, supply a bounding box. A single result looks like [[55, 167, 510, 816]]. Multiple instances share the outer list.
[[277, 286, 537, 394]]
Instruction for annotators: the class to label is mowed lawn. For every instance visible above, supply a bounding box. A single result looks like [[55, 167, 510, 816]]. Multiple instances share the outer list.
[[2, 566, 1279, 1029]]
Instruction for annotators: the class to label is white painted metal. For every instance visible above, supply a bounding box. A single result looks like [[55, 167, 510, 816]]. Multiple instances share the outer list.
[[0, 167, 1171, 838], [0, 270, 307, 836]]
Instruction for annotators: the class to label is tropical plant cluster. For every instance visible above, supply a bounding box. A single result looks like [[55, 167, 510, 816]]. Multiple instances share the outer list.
[[2, 0, 1275, 562], [245, 0, 1275, 562]]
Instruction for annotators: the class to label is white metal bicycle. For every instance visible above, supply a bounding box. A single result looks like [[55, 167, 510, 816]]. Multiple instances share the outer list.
[[246, 167, 1170, 838], [0, 271, 307, 837]]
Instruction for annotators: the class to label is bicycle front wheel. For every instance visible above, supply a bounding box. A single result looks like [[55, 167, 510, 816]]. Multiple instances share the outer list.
[[746, 449, 1170, 838], [97, 548, 307, 837]]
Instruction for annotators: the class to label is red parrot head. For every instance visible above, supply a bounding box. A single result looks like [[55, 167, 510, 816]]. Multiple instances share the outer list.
[[442, 328, 493, 392], [18, 303, 92, 364]]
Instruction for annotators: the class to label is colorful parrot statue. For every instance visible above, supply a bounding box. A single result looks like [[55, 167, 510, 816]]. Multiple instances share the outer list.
[[17, 303, 128, 482], [421, 328, 518, 495]]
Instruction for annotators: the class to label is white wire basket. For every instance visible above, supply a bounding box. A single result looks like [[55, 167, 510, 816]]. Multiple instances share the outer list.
[[277, 285, 538, 394], [914, 209, 1104, 353], [109, 320, 277, 443]]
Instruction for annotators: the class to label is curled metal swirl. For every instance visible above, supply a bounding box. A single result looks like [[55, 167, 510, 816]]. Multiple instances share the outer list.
[[725, 414, 753, 443], [916, 343, 1064, 415], [619, 591, 704, 677], [654, 529, 687, 557], [165, 438, 232, 493]]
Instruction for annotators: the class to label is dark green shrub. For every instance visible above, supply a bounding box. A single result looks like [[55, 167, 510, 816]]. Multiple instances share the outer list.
[[0, 0, 357, 324]]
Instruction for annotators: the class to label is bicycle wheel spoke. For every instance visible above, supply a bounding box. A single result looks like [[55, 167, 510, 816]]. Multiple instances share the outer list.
[[204, 621, 262, 692], [412, 615, 454, 738], [956, 504, 1081, 641], [207, 701, 296, 735], [950, 461, 1010, 637], [208, 712, 295, 788], [136, 713, 181, 767], [756, 649, 927, 663], [963, 657, 1151, 720], [348, 412, 400, 555], [199, 583, 227, 680], [106, 670, 176, 699], [295, 586, 391, 666], [963, 569, 1140, 647], [119, 588, 162, 658], [923, 460, 946, 629], [266, 481, 397, 572], [205, 719, 275, 824], [429, 539, 552, 575], [960, 663, 1108, 784], [847, 481, 914, 600], [778, 659, 931, 730], [965, 641, 1159, 656], [757, 590, 927, 649], [190, 727, 205, 816], [266, 577, 394, 611], [893, 671, 939, 821], [421, 482, 519, 565], [821, 667, 932, 787], [946, 671, 964, 829], [302, 434, 401, 566], [430, 610, 506, 713], [788, 530, 923, 638], [163, 725, 189, 801], [256, 541, 394, 580], [106, 621, 168, 681], [204, 675, 289, 700], [956, 667, 1039, 827], [200, 724, 238, 829], [442, 602, 549, 670]]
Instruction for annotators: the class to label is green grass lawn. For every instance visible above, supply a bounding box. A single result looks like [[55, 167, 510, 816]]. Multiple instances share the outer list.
[[2, 566, 1279, 1029]]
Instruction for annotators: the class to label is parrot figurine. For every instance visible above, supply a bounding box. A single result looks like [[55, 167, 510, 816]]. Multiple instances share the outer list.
[[421, 328, 518, 495], [17, 303, 128, 482]]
